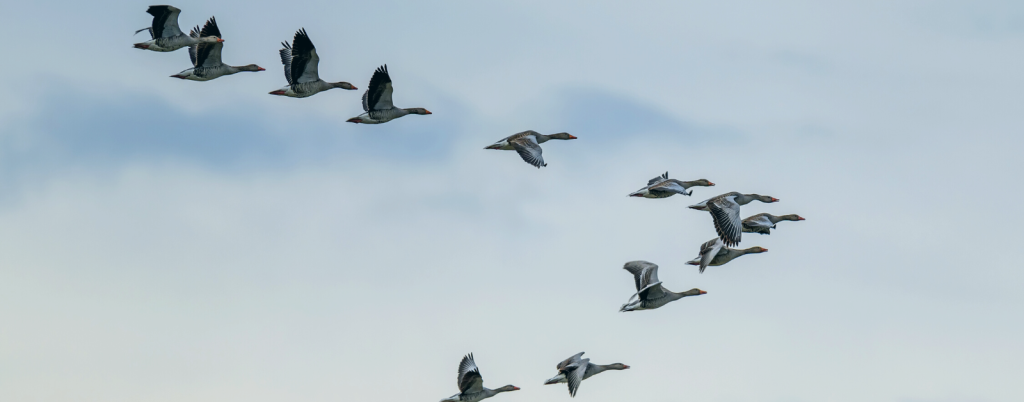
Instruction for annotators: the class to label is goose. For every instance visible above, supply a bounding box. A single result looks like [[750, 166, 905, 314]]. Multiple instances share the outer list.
[[688, 192, 779, 247], [269, 29, 357, 97], [686, 237, 767, 273], [543, 352, 629, 397], [620, 261, 705, 312], [629, 172, 714, 198], [440, 354, 520, 402], [347, 65, 432, 124], [134, 5, 222, 52], [170, 17, 264, 81], [742, 213, 804, 235], [484, 130, 577, 168]]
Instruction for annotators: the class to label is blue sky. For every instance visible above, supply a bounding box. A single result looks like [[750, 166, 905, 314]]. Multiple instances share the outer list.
[[1, 1, 1023, 402]]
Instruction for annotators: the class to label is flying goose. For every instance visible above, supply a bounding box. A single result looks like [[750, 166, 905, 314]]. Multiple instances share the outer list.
[[543, 352, 629, 397], [134, 5, 222, 52], [347, 65, 432, 124], [484, 130, 577, 168], [269, 29, 356, 97], [171, 17, 264, 81], [689, 192, 779, 247], [620, 261, 705, 312], [742, 213, 805, 235], [686, 237, 767, 273], [629, 172, 714, 198], [440, 354, 520, 402]]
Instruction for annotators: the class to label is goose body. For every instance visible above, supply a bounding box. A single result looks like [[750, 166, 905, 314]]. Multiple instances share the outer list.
[[686, 238, 768, 273], [543, 352, 628, 397], [484, 130, 577, 168], [171, 17, 264, 81], [440, 354, 519, 402], [689, 192, 779, 246], [133, 6, 222, 52], [347, 65, 431, 124], [620, 261, 705, 312], [629, 172, 714, 198], [742, 213, 805, 235], [269, 29, 356, 98]]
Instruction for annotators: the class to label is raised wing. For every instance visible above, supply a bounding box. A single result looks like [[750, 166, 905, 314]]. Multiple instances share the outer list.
[[623, 261, 657, 292], [647, 172, 669, 186], [187, 26, 200, 65], [511, 136, 545, 168], [290, 29, 320, 84], [194, 17, 223, 67], [566, 358, 590, 397], [556, 352, 585, 371], [698, 237, 724, 274], [278, 42, 294, 85], [708, 196, 743, 246], [147, 5, 183, 38], [362, 65, 394, 111], [458, 353, 484, 394]]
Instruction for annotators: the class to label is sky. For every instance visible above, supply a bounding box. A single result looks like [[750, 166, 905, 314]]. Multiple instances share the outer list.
[[1, 1, 1023, 401]]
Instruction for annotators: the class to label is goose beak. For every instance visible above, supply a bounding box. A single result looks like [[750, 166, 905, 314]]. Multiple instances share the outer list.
[[269, 90, 286, 95], [623, 365, 630, 369], [771, 197, 780, 202], [424, 110, 433, 114], [708, 182, 715, 186], [763, 248, 768, 251], [699, 290, 708, 294], [798, 217, 805, 220], [568, 135, 578, 139], [217, 38, 225, 42], [347, 118, 362, 123], [257, 67, 266, 71], [512, 387, 521, 391]]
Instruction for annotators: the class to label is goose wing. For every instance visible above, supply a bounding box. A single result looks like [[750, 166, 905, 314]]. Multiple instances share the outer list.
[[290, 29, 320, 84], [458, 353, 484, 394], [623, 261, 657, 292], [187, 26, 200, 65], [708, 195, 743, 246], [511, 135, 545, 168], [697, 238, 725, 274], [742, 213, 774, 232], [278, 42, 294, 85], [636, 266, 665, 300], [146, 5, 183, 38], [649, 179, 690, 195], [194, 17, 223, 67], [565, 358, 590, 397], [647, 172, 669, 185], [556, 352, 585, 371], [362, 65, 394, 111]]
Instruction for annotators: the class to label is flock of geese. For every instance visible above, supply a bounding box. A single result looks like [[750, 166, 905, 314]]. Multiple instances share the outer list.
[[132, 5, 805, 400]]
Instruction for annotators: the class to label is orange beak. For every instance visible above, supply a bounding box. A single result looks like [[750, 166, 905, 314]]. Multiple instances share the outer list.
[[798, 217, 805, 220], [257, 67, 266, 71], [771, 197, 780, 202], [708, 182, 715, 186], [424, 110, 433, 114], [699, 290, 708, 294], [217, 38, 225, 42], [568, 135, 578, 139]]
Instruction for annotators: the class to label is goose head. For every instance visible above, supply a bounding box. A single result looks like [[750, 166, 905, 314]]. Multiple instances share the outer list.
[[240, 64, 265, 72], [686, 288, 708, 296], [782, 214, 805, 221], [692, 179, 715, 187], [548, 132, 577, 140], [744, 247, 768, 254], [607, 363, 630, 370], [496, 385, 520, 392], [333, 82, 357, 90]]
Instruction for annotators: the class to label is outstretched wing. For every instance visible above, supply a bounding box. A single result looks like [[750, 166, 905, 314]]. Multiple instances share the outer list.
[[278, 42, 293, 85], [556, 352, 585, 371], [146, 5, 183, 38], [362, 65, 394, 111], [511, 136, 545, 168], [194, 17, 223, 67], [698, 237, 724, 274], [290, 28, 320, 84], [458, 354, 484, 394], [647, 172, 668, 186], [708, 196, 743, 246], [566, 358, 590, 397]]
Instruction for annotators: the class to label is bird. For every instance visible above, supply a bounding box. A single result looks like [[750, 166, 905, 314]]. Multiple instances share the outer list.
[[620, 261, 705, 312], [170, 17, 264, 81], [688, 192, 779, 247], [347, 65, 432, 124], [629, 172, 714, 198], [543, 352, 629, 397], [742, 213, 805, 235], [133, 5, 222, 52], [439, 354, 520, 402], [269, 28, 357, 97], [686, 237, 768, 273], [484, 130, 577, 168]]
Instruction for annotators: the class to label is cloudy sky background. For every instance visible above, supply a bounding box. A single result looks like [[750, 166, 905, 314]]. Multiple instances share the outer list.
[[2, 1, 1023, 401]]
